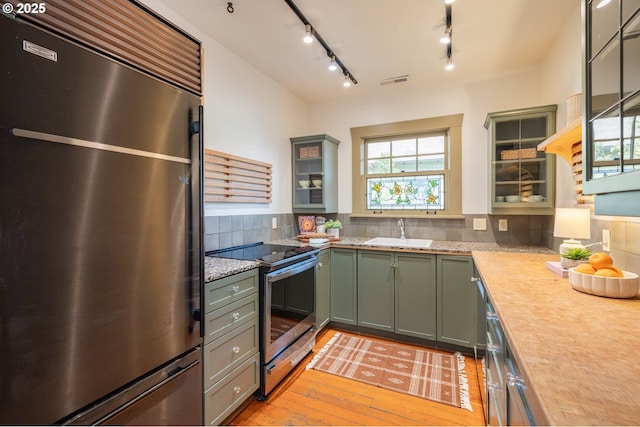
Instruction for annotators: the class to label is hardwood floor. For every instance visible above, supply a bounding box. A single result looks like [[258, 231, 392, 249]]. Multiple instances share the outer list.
[[228, 327, 487, 426]]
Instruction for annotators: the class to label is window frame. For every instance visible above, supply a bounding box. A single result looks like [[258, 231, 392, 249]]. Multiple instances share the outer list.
[[351, 114, 464, 218]]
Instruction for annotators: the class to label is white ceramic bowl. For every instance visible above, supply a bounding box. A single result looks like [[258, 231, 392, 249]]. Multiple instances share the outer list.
[[568, 268, 640, 298], [299, 180, 310, 188], [505, 195, 520, 202], [312, 179, 322, 187]]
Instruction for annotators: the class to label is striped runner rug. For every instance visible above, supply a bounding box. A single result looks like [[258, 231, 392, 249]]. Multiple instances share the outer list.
[[306, 332, 472, 411]]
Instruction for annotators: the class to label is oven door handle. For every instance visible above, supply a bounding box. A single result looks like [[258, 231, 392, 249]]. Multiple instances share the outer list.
[[266, 256, 318, 284]]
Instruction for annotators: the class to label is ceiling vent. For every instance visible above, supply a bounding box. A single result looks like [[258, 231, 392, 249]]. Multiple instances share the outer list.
[[380, 75, 410, 86]]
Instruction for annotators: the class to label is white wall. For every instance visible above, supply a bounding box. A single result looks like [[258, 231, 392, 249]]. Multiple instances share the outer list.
[[143, 0, 582, 217], [307, 3, 583, 215], [141, 0, 309, 216]]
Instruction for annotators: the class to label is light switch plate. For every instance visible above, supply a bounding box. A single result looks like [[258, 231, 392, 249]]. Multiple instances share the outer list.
[[499, 219, 508, 232], [272, 217, 277, 229], [473, 218, 487, 231]]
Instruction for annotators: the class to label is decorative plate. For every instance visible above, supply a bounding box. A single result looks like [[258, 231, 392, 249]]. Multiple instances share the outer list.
[[298, 215, 316, 234]]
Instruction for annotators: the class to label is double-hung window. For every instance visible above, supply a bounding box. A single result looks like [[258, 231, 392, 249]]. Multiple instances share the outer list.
[[351, 114, 463, 217], [365, 133, 446, 210]]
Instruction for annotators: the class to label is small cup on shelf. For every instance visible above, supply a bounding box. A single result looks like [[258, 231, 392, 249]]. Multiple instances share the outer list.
[[312, 179, 322, 188], [299, 180, 310, 188]]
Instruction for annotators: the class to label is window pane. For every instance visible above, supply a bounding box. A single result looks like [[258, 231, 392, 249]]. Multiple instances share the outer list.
[[367, 175, 445, 210], [622, 92, 640, 172], [392, 156, 416, 173], [392, 139, 416, 156], [418, 154, 445, 171], [592, 108, 622, 178], [418, 136, 444, 154], [368, 141, 390, 159], [368, 158, 391, 174], [622, 11, 640, 97]]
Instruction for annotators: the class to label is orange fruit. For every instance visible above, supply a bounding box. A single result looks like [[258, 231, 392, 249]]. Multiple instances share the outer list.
[[594, 267, 624, 278], [574, 263, 596, 275], [589, 252, 614, 270]]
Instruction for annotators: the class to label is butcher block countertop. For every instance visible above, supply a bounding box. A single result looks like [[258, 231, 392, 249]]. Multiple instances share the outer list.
[[473, 251, 640, 426]]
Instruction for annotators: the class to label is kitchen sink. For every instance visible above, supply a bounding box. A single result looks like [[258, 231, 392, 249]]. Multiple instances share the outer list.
[[364, 237, 433, 249]]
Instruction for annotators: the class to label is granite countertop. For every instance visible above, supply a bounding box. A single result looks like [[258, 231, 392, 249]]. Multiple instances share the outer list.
[[473, 251, 640, 426], [271, 237, 557, 255], [204, 256, 260, 282], [205, 238, 557, 282]]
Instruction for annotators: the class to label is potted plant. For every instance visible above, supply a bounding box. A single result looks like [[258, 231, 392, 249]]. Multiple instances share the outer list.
[[324, 219, 342, 238], [560, 247, 593, 269]]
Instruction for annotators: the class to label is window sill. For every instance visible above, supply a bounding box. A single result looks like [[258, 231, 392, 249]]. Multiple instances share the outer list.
[[349, 213, 465, 220]]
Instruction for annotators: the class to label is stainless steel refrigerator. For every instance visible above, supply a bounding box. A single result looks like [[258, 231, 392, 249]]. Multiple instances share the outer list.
[[0, 12, 204, 425]]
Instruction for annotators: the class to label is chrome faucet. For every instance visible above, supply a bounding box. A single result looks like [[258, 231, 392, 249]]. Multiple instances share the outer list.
[[397, 218, 405, 239]]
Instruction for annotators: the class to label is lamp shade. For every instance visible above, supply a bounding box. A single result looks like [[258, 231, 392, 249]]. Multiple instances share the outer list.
[[553, 208, 591, 239]]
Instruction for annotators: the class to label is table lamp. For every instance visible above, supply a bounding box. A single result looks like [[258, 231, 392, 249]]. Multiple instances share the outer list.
[[553, 208, 591, 256]]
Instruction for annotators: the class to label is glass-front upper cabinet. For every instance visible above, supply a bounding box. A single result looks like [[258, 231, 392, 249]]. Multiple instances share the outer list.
[[485, 105, 557, 215], [290, 134, 340, 214], [584, 0, 640, 215]]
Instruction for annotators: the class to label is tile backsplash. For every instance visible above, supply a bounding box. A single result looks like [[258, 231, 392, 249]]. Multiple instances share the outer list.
[[204, 213, 549, 251]]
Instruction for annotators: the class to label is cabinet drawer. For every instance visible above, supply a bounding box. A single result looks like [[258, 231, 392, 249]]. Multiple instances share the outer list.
[[204, 353, 259, 426], [204, 293, 258, 345], [203, 320, 259, 390], [204, 269, 258, 313]]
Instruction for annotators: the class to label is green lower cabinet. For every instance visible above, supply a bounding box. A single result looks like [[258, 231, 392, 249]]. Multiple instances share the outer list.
[[330, 248, 357, 325], [395, 253, 436, 340], [436, 255, 476, 348], [316, 249, 331, 330], [357, 250, 395, 332]]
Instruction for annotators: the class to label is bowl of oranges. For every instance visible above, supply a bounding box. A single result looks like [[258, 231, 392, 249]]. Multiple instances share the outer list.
[[568, 252, 639, 298]]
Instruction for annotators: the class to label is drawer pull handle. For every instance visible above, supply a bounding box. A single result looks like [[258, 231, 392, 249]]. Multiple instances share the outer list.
[[232, 346, 240, 354], [232, 285, 240, 293], [232, 312, 240, 320], [486, 311, 499, 321], [318, 262, 323, 268], [470, 276, 480, 282], [233, 386, 241, 394]]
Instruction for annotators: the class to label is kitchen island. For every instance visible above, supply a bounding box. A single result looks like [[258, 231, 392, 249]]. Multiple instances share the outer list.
[[473, 251, 640, 425]]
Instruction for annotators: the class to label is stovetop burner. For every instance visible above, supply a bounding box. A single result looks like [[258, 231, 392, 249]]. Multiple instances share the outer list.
[[206, 242, 318, 270]]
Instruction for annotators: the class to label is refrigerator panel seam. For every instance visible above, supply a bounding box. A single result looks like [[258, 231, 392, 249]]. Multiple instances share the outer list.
[[12, 128, 191, 164]]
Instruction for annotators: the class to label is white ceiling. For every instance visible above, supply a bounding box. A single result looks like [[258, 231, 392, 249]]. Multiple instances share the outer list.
[[157, 0, 579, 103]]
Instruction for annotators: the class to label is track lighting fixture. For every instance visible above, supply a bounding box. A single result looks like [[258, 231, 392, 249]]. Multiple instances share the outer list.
[[284, 0, 358, 88], [328, 56, 338, 71], [445, 0, 455, 4], [303, 24, 313, 44], [442, 2, 455, 71], [440, 29, 451, 44]]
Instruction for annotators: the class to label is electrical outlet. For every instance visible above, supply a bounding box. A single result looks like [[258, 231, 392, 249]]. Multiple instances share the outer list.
[[498, 219, 508, 232], [603, 229, 610, 251], [272, 217, 277, 229], [473, 218, 487, 231]]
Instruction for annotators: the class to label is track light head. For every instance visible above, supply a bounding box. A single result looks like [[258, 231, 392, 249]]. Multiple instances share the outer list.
[[328, 56, 338, 71], [445, 56, 454, 71], [303, 24, 313, 44], [440, 29, 451, 44], [343, 74, 352, 87]]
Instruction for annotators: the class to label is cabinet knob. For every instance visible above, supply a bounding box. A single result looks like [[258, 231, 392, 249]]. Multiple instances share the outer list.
[[318, 262, 323, 268], [233, 386, 241, 394], [232, 312, 240, 320], [232, 346, 240, 354], [232, 285, 240, 293]]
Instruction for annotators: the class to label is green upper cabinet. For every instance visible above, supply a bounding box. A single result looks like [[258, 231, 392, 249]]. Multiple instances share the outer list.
[[485, 105, 557, 215], [583, 1, 640, 216], [290, 134, 340, 214], [437, 255, 477, 348]]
